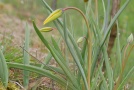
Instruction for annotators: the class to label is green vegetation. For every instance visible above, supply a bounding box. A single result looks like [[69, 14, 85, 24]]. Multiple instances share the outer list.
[[0, 0, 134, 90]]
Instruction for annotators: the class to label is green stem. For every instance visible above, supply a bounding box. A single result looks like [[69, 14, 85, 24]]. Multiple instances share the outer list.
[[63, 7, 92, 90]]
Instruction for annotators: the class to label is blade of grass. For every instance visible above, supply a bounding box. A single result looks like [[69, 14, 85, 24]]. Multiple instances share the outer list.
[[7, 62, 76, 90], [51, 37, 63, 57], [32, 63, 65, 75], [23, 23, 30, 89], [41, 52, 52, 66], [101, 0, 106, 32], [0, 49, 8, 87], [117, 66, 134, 90], [103, 0, 111, 34], [115, 22, 122, 76]]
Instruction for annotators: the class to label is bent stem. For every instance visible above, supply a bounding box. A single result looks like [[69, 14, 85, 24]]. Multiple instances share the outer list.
[[63, 7, 92, 90]]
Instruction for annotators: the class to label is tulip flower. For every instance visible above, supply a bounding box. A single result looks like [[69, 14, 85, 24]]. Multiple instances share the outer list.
[[43, 9, 63, 25]]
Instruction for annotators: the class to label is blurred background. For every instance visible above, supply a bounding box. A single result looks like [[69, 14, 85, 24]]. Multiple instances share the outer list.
[[0, 0, 134, 41]]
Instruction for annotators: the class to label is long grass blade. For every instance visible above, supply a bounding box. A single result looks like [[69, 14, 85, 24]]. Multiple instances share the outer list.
[[0, 49, 8, 87], [7, 62, 75, 90], [51, 37, 63, 57], [116, 22, 122, 71], [41, 52, 52, 66], [23, 23, 30, 89], [117, 66, 134, 90]]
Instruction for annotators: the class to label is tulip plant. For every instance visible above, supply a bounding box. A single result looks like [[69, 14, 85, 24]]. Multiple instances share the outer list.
[[0, 0, 133, 90], [32, 0, 133, 90]]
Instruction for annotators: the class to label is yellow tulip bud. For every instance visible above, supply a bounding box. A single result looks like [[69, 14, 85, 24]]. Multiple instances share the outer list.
[[43, 9, 63, 25], [40, 27, 56, 32]]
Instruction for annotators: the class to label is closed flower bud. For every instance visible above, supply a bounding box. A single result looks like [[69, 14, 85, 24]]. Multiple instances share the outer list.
[[43, 9, 63, 25], [77, 37, 85, 43], [127, 33, 133, 43], [40, 27, 56, 32]]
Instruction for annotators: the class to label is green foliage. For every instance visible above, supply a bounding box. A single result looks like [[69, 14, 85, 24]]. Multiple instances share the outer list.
[[23, 23, 30, 89], [0, 0, 134, 90]]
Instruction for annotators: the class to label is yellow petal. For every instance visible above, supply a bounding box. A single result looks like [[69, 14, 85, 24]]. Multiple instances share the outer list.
[[43, 9, 63, 25], [40, 27, 55, 32]]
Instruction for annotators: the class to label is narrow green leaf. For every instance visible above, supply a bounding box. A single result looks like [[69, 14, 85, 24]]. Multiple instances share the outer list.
[[32, 63, 65, 75], [44, 52, 52, 65], [23, 23, 30, 89], [0, 49, 8, 87], [116, 22, 122, 75], [117, 66, 134, 90], [51, 37, 62, 56], [7, 62, 76, 90], [103, 0, 111, 34]]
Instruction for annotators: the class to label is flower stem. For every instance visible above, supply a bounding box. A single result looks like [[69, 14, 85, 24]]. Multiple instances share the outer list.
[[63, 7, 92, 90]]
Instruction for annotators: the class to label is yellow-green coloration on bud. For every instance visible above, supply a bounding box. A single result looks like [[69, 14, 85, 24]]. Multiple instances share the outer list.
[[127, 33, 133, 43], [77, 37, 85, 43], [43, 9, 63, 25], [40, 27, 55, 32]]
